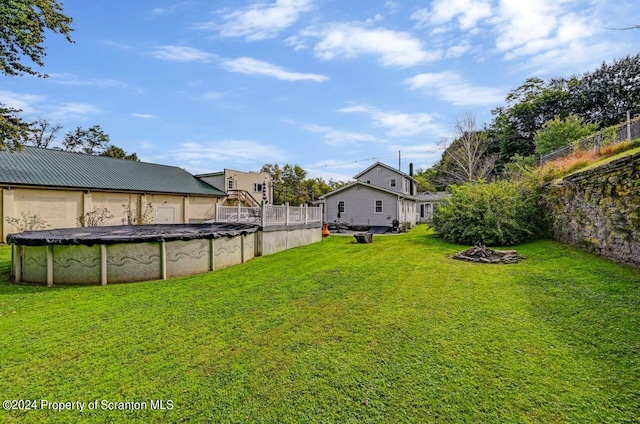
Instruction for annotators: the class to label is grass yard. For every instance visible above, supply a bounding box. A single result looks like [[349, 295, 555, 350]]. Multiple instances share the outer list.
[[0, 226, 639, 423]]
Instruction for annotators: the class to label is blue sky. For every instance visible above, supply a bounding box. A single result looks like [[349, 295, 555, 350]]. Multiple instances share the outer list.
[[2, 0, 638, 181]]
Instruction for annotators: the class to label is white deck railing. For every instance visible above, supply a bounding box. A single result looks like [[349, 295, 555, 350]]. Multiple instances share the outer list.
[[215, 203, 322, 226]]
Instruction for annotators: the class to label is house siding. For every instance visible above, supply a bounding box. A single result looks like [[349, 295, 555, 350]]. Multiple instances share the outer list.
[[324, 185, 400, 227], [198, 169, 273, 205], [357, 167, 412, 195]]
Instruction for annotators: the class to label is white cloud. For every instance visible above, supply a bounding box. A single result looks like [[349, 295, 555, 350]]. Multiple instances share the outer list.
[[48, 102, 101, 122], [304, 159, 364, 181], [47, 73, 126, 88], [301, 23, 440, 67], [200, 0, 313, 41], [338, 105, 443, 137], [222, 57, 328, 82], [101, 40, 133, 50], [151, 45, 218, 63], [303, 124, 384, 145], [129, 113, 156, 119], [0, 90, 45, 114], [405, 72, 504, 106], [175, 140, 286, 162], [151, 3, 190, 15], [387, 144, 443, 166], [0, 91, 100, 123], [411, 0, 492, 30]]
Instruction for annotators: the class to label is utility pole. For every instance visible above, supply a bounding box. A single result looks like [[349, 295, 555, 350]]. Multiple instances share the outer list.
[[398, 150, 401, 171]]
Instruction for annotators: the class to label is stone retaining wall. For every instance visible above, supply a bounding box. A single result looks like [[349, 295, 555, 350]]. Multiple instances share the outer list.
[[544, 151, 640, 267]]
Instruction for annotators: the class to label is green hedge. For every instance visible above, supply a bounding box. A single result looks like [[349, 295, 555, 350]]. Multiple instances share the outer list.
[[431, 181, 540, 246]]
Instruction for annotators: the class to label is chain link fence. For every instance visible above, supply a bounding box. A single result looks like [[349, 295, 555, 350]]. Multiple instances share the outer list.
[[540, 114, 640, 164]]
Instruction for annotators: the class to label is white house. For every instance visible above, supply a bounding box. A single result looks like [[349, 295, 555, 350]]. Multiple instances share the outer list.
[[320, 162, 417, 230], [415, 191, 449, 223]]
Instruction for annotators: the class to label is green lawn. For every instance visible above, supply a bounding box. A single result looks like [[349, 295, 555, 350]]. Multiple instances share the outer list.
[[0, 226, 639, 423]]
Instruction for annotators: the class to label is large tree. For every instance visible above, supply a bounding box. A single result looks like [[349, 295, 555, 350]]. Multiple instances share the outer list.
[[489, 54, 640, 166], [439, 114, 497, 185], [0, 0, 74, 150], [26, 119, 62, 147], [261, 164, 334, 205], [62, 125, 109, 153], [0, 0, 74, 77], [100, 145, 139, 161]]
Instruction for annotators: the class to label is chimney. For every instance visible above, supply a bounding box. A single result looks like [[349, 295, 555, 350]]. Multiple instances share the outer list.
[[409, 163, 414, 195]]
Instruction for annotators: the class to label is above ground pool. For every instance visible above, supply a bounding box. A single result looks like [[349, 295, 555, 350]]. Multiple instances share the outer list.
[[7, 223, 260, 286]]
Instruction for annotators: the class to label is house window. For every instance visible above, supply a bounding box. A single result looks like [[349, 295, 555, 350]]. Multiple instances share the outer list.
[[253, 182, 263, 192], [374, 200, 383, 214], [338, 201, 345, 213], [227, 179, 234, 190], [390, 179, 396, 187], [376, 167, 381, 173]]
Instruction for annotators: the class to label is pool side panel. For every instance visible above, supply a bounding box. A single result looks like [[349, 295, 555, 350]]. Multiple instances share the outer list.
[[166, 239, 210, 279], [53, 244, 101, 284], [106, 242, 162, 284]]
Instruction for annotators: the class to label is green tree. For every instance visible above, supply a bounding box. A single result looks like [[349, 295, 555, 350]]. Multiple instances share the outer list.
[[413, 166, 438, 192], [431, 181, 540, 246], [0, 104, 30, 150], [576, 55, 640, 127], [62, 125, 109, 153], [302, 177, 333, 202], [489, 77, 575, 165], [0, 0, 73, 77], [100, 145, 139, 161], [534, 114, 598, 155], [0, 0, 74, 151], [261, 164, 332, 205]]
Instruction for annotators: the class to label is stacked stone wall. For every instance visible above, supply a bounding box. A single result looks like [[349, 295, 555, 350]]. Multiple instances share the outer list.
[[544, 151, 640, 267]]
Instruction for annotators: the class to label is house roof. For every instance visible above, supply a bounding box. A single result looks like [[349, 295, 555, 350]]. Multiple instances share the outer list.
[[195, 171, 224, 178], [320, 181, 417, 200], [415, 191, 449, 201], [195, 168, 270, 178], [353, 161, 417, 181], [0, 146, 226, 196]]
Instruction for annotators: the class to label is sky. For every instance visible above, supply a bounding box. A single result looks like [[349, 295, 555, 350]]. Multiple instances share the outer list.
[[1, 0, 639, 181]]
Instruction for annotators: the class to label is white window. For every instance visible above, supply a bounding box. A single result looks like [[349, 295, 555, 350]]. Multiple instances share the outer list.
[[338, 201, 345, 213], [390, 179, 396, 187], [374, 200, 383, 214], [376, 167, 381, 173], [227, 179, 234, 190], [254, 182, 263, 192]]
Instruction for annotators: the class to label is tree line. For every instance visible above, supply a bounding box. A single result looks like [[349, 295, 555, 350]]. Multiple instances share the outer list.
[[0, 1, 137, 160], [260, 163, 348, 206], [417, 54, 640, 190]]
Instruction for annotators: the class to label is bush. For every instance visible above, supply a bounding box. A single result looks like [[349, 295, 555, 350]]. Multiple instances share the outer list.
[[5, 212, 49, 232], [534, 114, 598, 155], [431, 181, 540, 246], [78, 207, 113, 227]]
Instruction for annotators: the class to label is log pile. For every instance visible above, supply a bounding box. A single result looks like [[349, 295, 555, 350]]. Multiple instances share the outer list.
[[453, 245, 524, 264]]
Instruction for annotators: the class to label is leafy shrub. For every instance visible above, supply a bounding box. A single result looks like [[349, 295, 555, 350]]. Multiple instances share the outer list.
[[534, 114, 598, 155], [431, 181, 540, 246]]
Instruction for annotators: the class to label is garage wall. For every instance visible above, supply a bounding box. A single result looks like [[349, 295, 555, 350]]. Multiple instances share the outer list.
[[1, 187, 220, 241]]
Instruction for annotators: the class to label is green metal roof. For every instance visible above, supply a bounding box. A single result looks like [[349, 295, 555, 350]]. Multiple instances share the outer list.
[[0, 146, 226, 196]]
